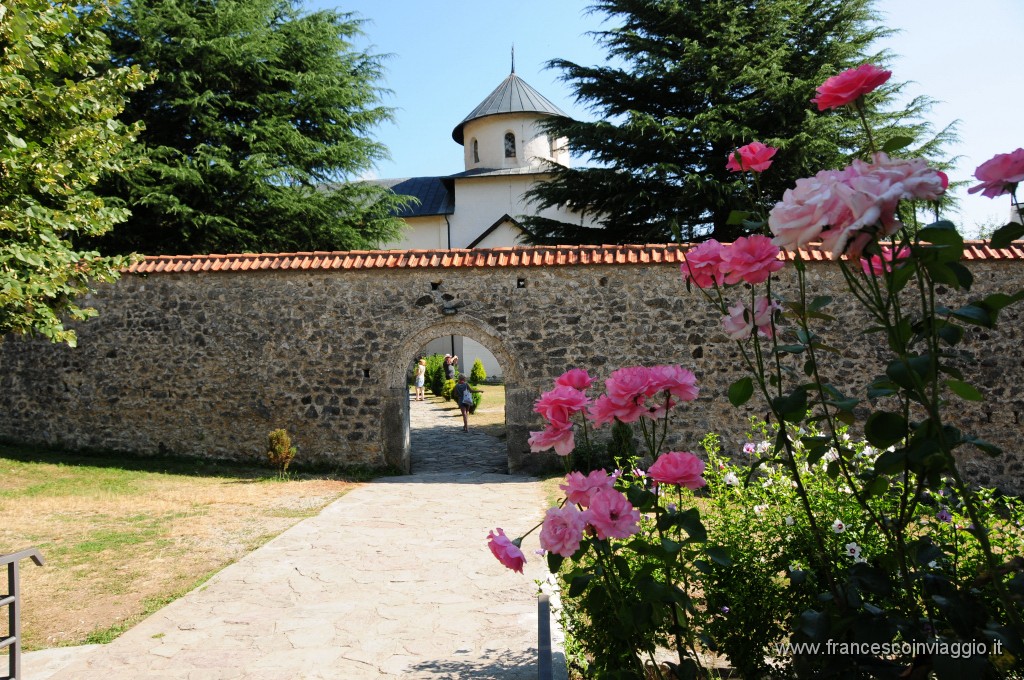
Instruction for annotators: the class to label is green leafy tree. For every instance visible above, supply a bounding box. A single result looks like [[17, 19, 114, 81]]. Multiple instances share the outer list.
[[95, 0, 408, 255], [0, 0, 148, 345], [524, 0, 956, 245]]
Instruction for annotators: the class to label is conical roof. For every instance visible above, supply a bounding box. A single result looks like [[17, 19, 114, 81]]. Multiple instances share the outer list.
[[451, 71, 568, 145]]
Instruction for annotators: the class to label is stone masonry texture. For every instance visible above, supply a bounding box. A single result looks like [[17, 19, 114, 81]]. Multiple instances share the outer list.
[[0, 257, 1021, 491]]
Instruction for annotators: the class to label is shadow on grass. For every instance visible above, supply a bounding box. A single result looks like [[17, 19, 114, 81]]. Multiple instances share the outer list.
[[0, 442, 386, 483]]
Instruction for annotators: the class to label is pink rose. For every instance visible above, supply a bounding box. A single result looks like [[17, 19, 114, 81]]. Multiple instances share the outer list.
[[812, 64, 891, 111], [534, 385, 591, 428], [770, 154, 945, 258], [587, 393, 646, 426], [487, 528, 526, 573], [968, 148, 1024, 198], [605, 366, 652, 405], [539, 505, 587, 557], [647, 364, 699, 402], [768, 169, 849, 251], [721, 302, 752, 340], [583, 488, 641, 540], [752, 297, 781, 338], [647, 451, 707, 490], [720, 235, 785, 285], [859, 245, 911, 276], [680, 239, 726, 289], [726, 141, 778, 173], [560, 469, 616, 507], [528, 424, 575, 456], [555, 368, 594, 390]]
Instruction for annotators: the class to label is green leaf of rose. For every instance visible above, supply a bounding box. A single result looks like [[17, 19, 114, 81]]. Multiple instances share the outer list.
[[728, 377, 754, 406], [946, 379, 984, 401]]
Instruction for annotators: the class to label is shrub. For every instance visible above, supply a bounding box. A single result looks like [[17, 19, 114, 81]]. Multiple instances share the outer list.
[[469, 358, 486, 385], [441, 379, 456, 401], [266, 429, 296, 478], [423, 353, 446, 396]]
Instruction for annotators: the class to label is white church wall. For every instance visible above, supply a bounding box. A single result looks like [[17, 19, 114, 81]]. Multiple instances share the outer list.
[[385, 215, 448, 250], [448, 175, 596, 249], [462, 114, 568, 170], [472, 221, 526, 249]]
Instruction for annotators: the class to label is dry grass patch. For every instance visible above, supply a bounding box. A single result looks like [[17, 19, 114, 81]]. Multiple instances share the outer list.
[[0, 447, 362, 650], [470, 383, 507, 439]]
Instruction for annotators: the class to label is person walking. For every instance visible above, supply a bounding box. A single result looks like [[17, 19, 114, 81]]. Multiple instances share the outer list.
[[453, 374, 481, 433], [413, 358, 426, 401]]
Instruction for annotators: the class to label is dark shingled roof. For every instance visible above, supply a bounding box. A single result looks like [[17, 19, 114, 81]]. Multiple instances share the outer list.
[[369, 177, 454, 218], [446, 167, 550, 179], [452, 72, 568, 145]]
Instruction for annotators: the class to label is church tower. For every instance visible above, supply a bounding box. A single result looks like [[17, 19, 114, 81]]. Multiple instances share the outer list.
[[451, 66, 571, 172]]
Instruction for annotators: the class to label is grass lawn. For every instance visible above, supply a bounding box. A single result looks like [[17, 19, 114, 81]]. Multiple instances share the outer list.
[[0, 446, 362, 650]]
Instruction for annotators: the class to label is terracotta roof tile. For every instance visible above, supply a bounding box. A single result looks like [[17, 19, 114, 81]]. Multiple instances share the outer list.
[[124, 241, 1023, 275]]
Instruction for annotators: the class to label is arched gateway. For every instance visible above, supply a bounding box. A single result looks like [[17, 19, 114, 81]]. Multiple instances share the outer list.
[[0, 243, 1020, 488]]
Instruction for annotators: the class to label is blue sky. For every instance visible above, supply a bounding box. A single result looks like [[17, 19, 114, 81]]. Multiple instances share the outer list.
[[310, 0, 1023, 236]]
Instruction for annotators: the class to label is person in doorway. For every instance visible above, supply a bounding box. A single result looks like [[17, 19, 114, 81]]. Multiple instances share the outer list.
[[453, 374, 482, 433], [444, 354, 456, 381], [414, 358, 426, 401]]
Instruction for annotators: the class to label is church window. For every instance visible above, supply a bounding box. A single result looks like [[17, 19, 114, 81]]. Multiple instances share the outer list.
[[472, 138, 479, 163], [504, 132, 516, 158]]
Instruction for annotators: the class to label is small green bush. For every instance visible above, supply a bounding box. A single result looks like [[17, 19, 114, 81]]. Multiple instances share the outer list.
[[441, 379, 456, 401], [469, 358, 486, 385], [266, 429, 296, 478]]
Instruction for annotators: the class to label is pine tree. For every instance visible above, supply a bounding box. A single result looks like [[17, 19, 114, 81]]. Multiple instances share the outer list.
[[523, 0, 956, 245], [0, 0, 148, 345], [95, 0, 408, 255]]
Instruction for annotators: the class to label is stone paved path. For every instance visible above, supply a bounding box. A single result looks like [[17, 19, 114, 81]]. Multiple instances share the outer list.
[[409, 395, 507, 474], [25, 396, 563, 679]]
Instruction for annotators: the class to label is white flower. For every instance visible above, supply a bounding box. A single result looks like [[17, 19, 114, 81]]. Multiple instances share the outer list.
[[832, 519, 846, 533], [927, 560, 939, 569], [753, 504, 768, 515], [823, 449, 839, 463], [723, 472, 740, 487], [761, 477, 774, 488], [756, 440, 771, 453], [840, 485, 853, 494], [860, 446, 877, 458], [844, 541, 862, 558], [785, 515, 795, 526], [854, 556, 867, 564]]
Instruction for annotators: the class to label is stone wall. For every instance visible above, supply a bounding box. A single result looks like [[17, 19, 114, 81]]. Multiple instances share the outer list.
[[0, 253, 1021, 491]]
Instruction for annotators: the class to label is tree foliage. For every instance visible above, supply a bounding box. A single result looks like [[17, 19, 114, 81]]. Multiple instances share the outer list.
[[95, 0, 408, 256], [524, 0, 957, 245], [0, 0, 148, 345]]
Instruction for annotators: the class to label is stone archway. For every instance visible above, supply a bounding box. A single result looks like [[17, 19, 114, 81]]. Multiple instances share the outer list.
[[381, 316, 523, 473]]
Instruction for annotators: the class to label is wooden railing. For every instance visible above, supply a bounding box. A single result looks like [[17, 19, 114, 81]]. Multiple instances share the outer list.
[[1, 548, 45, 680]]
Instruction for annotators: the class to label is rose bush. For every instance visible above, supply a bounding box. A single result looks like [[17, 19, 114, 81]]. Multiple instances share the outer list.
[[490, 64, 1024, 679]]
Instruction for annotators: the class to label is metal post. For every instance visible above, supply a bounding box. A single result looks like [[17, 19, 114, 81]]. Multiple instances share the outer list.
[[1, 548, 45, 680], [538, 593, 552, 680]]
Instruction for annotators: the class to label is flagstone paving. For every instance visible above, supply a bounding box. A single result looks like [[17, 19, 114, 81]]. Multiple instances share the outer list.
[[24, 396, 564, 679]]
